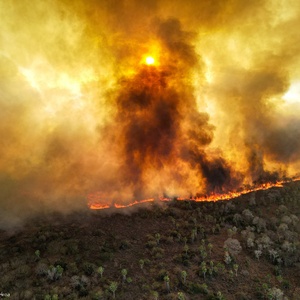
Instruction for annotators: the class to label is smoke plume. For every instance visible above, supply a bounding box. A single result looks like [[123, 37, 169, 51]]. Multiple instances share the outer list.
[[1, 0, 300, 227]]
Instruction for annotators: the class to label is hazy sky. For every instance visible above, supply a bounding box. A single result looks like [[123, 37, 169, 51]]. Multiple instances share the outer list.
[[0, 0, 300, 227]]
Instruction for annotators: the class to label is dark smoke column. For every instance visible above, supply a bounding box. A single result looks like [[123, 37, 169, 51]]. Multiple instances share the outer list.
[[114, 65, 181, 198], [108, 18, 241, 200]]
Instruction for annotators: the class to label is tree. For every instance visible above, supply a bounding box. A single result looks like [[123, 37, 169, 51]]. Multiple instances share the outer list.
[[224, 238, 242, 258], [164, 275, 170, 292], [178, 292, 186, 300], [224, 251, 232, 265], [121, 269, 128, 283], [254, 249, 262, 260], [97, 266, 104, 278], [183, 244, 189, 255], [233, 264, 239, 276], [139, 259, 144, 270], [47, 265, 63, 281], [201, 262, 207, 279], [35, 250, 40, 260], [152, 291, 159, 300], [109, 281, 118, 299], [191, 229, 197, 243], [208, 243, 213, 256], [217, 291, 225, 300], [155, 233, 161, 245], [181, 270, 187, 284]]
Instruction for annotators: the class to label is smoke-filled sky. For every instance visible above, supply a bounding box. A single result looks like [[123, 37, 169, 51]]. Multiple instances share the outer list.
[[1, 0, 300, 227]]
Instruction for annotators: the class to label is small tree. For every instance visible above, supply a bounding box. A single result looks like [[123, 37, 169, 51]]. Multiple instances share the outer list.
[[47, 265, 63, 281], [254, 249, 262, 260], [224, 251, 232, 265], [178, 292, 185, 300], [233, 264, 239, 276], [181, 270, 187, 284], [121, 269, 128, 283], [152, 291, 159, 300], [201, 262, 207, 279], [269, 249, 278, 263], [164, 275, 170, 292], [35, 250, 40, 260], [56, 265, 63, 278], [201, 250, 207, 260], [183, 244, 189, 255], [217, 291, 225, 300], [155, 233, 161, 245], [191, 229, 197, 243], [139, 259, 144, 270], [109, 281, 118, 299], [97, 266, 104, 278], [208, 243, 213, 256], [92, 290, 104, 300]]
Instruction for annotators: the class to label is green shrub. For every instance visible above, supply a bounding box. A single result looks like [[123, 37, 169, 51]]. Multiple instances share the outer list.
[[82, 262, 96, 276], [188, 282, 208, 294]]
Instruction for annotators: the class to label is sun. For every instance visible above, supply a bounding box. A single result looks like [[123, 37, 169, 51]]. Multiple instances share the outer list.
[[145, 56, 155, 65]]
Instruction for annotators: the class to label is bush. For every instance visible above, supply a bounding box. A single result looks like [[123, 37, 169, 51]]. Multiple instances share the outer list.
[[188, 282, 208, 294], [82, 262, 96, 276], [224, 238, 242, 257], [267, 287, 284, 300]]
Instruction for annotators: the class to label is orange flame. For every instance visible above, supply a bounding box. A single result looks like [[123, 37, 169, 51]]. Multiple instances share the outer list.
[[87, 178, 299, 210]]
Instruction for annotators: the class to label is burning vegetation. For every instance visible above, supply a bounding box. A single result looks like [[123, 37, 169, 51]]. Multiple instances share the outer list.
[[0, 1, 300, 223]]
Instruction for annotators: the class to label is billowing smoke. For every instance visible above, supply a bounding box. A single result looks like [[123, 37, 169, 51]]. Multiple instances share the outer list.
[[1, 0, 300, 227]]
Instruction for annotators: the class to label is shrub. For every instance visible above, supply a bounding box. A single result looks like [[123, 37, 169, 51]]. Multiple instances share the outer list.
[[247, 238, 255, 248], [233, 214, 242, 226], [224, 238, 242, 257], [188, 283, 208, 294], [70, 275, 90, 290], [82, 262, 96, 276], [254, 249, 262, 260], [224, 251, 232, 265], [267, 287, 284, 300], [91, 289, 104, 300], [47, 265, 63, 281], [253, 217, 267, 233], [242, 209, 254, 224]]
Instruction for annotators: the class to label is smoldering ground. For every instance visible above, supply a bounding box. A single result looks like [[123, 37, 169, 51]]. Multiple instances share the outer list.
[[1, 0, 300, 227]]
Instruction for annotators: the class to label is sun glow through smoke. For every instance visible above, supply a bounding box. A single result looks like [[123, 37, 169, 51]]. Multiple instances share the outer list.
[[283, 81, 300, 103], [145, 56, 155, 65]]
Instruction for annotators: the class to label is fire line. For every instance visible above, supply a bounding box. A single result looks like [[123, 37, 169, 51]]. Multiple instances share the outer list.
[[87, 178, 300, 210]]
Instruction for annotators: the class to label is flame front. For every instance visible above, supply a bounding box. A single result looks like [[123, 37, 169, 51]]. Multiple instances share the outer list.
[[88, 179, 298, 210], [0, 1, 300, 222]]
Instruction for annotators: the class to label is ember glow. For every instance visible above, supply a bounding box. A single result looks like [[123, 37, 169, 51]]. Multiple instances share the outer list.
[[1, 1, 300, 226]]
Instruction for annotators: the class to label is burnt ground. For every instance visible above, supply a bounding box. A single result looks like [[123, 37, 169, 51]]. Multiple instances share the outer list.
[[0, 181, 300, 300]]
